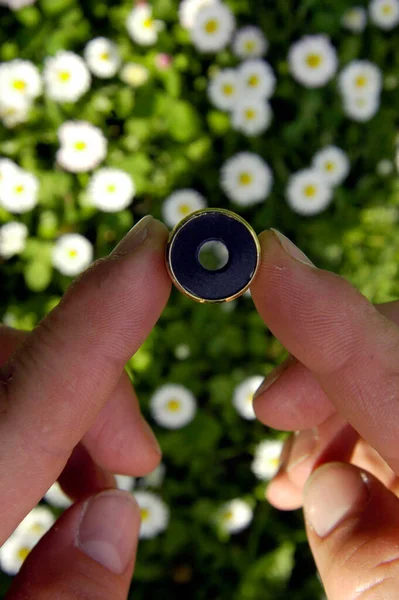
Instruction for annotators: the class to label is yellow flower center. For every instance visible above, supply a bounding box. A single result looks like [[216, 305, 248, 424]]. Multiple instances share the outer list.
[[355, 75, 367, 88], [17, 547, 31, 561], [245, 108, 256, 120], [246, 392, 254, 404], [140, 508, 150, 521], [30, 524, 44, 534], [143, 17, 153, 28], [74, 141, 86, 151], [58, 71, 71, 82], [304, 184, 317, 198], [239, 172, 253, 186], [12, 79, 27, 91], [15, 185, 24, 194], [306, 53, 322, 68], [223, 510, 233, 522], [167, 399, 181, 412], [269, 457, 280, 468], [107, 184, 116, 193], [100, 52, 110, 61], [68, 249, 78, 258], [222, 83, 234, 96], [179, 203, 191, 216], [205, 19, 219, 34], [248, 74, 259, 87], [325, 161, 335, 172], [383, 3, 393, 14], [245, 40, 256, 52]]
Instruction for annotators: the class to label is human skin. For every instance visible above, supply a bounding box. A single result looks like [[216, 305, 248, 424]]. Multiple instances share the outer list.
[[1, 221, 399, 598]]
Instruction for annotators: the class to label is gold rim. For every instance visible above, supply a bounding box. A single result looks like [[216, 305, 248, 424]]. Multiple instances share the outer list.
[[165, 208, 261, 304]]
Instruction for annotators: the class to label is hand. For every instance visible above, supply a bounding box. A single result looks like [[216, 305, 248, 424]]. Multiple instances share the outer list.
[[250, 229, 399, 599], [0, 216, 171, 599]]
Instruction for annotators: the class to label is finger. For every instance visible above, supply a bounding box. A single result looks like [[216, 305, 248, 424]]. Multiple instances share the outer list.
[[254, 300, 399, 431], [267, 413, 358, 510], [0, 217, 171, 541], [0, 328, 161, 477], [8, 490, 140, 600], [350, 439, 399, 496], [303, 462, 399, 599], [251, 230, 399, 476]]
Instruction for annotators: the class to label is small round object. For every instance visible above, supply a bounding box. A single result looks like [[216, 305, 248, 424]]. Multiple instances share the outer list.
[[166, 208, 261, 303]]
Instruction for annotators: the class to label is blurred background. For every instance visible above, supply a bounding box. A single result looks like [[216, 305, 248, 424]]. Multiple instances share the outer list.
[[1, 0, 399, 597]]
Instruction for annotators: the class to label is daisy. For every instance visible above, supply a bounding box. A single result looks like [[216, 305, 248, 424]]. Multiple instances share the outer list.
[[251, 439, 284, 481], [220, 152, 273, 206], [140, 463, 166, 489], [162, 189, 206, 228], [231, 98, 272, 136], [179, 0, 219, 30], [126, 3, 164, 46], [232, 26, 268, 59], [0, 533, 38, 575], [233, 376, 264, 420], [191, 2, 235, 53], [377, 158, 394, 175], [84, 37, 120, 79], [0, 157, 19, 183], [52, 233, 93, 277], [237, 59, 276, 100], [0, 95, 31, 128], [150, 383, 197, 429], [57, 121, 107, 173], [3, 0, 36, 8], [342, 92, 380, 122], [115, 474, 136, 492], [341, 6, 367, 32], [312, 146, 350, 186], [369, 0, 399, 29], [0, 168, 39, 214], [208, 68, 240, 111], [120, 63, 150, 87], [87, 168, 135, 212], [218, 499, 253, 534], [338, 60, 383, 97], [288, 35, 338, 88], [43, 51, 91, 103], [44, 482, 73, 509], [134, 491, 169, 539], [0, 59, 41, 103], [0, 222, 28, 258], [15, 506, 55, 539], [286, 169, 333, 216]]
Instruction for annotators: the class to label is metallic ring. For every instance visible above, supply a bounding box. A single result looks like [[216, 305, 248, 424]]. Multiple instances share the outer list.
[[165, 208, 261, 304]]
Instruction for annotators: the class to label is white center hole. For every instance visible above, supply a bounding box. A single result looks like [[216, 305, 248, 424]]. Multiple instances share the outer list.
[[198, 240, 229, 271]]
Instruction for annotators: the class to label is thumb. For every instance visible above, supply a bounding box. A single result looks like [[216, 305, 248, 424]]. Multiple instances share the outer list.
[[303, 462, 399, 599], [7, 490, 140, 600]]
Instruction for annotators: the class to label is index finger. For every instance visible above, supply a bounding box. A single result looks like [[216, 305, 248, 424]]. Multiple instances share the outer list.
[[251, 230, 399, 475], [0, 216, 171, 541]]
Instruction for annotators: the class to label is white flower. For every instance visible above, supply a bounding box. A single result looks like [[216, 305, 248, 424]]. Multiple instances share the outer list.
[[57, 121, 107, 173], [208, 68, 240, 111], [237, 59, 276, 100], [174, 344, 191, 360], [52, 233, 93, 276], [218, 499, 253, 534], [233, 376, 263, 420], [377, 158, 394, 175], [127, 4, 164, 46], [162, 189, 206, 228], [191, 2, 235, 53], [87, 168, 135, 212], [15, 506, 55, 539], [44, 482, 72, 509], [369, 0, 399, 29], [0, 95, 31, 128], [134, 491, 169, 539], [286, 169, 333, 216], [0, 59, 41, 103], [231, 98, 272, 136], [140, 463, 166, 489], [0, 168, 39, 214], [342, 92, 380, 121], [338, 60, 383, 98], [179, 0, 219, 29], [0, 222, 28, 258], [312, 146, 350, 186], [150, 383, 197, 429], [232, 26, 268, 59], [251, 440, 284, 481], [115, 474, 136, 492], [220, 152, 273, 206], [120, 63, 149, 87], [0, 158, 19, 184], [288, 35, 338, 88], [4, 0, 36, 8], [0, 533, 37, 575], [43, 51, 91, 103], [84, 37, 120, 79], [342, 6, 367, 32]]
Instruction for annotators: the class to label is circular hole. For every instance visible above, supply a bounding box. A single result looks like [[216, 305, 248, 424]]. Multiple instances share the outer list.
[[198, 240, 230, 271]]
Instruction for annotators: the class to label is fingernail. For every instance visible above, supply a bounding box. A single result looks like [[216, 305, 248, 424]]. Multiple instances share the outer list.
[[271, 229, 314, 267], [141, 417, 162, 456], [112, 215, 153, 255], [254, 356, 295, 399], [286, 428, 319, 472], [77, 490, 139, 574], [304, 463, 370, 538]]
